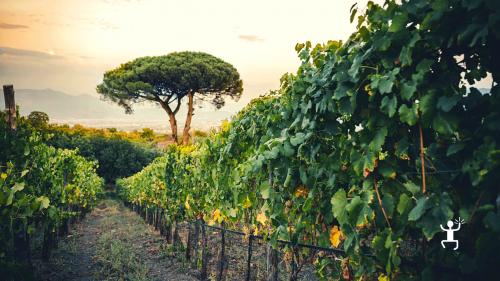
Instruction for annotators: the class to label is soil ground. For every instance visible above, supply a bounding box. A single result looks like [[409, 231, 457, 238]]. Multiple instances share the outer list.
[[33, 196, 197, 281]]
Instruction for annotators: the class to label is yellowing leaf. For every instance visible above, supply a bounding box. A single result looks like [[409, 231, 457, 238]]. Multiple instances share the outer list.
[[36, 196, 50, 210], [184, 196, 191, 210], [256, 212, 268, 225], [242, 225, 250, 240], [242, 196, 252, 209], [329, 225, 345, 248], [12, 182, 25, 192], [1, 173, 7, 180], [253, 226, 259, 236], [229, 208, 237, 217], [212, 209, 223, 223], [378, 274, 389, 281], [294, 185, 308, 198]]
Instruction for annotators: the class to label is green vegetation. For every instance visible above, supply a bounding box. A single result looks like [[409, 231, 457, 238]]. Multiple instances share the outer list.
[[96, 51, 243, 144], [117, 0, 500, 280], [27, 111, 49, 127], [44, 124, 160, 183], [0, 113, 104, 278]]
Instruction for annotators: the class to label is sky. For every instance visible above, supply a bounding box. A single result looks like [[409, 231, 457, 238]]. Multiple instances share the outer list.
[[0, 0, 372, 109]]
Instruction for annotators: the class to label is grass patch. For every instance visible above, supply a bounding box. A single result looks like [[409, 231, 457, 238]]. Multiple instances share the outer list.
[[95, 231, 149, 281], [94, 199, 150, 281]]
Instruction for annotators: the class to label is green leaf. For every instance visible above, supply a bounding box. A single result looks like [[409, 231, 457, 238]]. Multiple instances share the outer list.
[[378, 77, 394, 94], [382, 194, 395, 217], [380, 95, 397, 117], [432, 112, 458, 135], [397, 193, 411, 215], [403, 181, 420, 194], [399, 104, 418, 125], [331, 189, 348, 224], [283, 142, 295, 157], [6, 190, 14, 206], [446, 143, 465, 156], [389, 12, 408, 32], [419, 92, 436, 120], [339, 97, 353, 114], [259, 181, 271, 199], [290, 133, 306, 146], [400, 80, 417, 100], [483, 211, 500, 232], [408, 197, 429, 221], [369, 127, 388, 151], [437, 95, 460, 112]]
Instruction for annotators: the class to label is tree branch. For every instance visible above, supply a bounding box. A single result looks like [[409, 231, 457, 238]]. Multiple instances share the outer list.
[[173, 98, 182, 114]]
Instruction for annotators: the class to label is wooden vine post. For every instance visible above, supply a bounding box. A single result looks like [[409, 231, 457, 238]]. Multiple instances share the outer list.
[[217, 221, 226, 281], [192, 219, 200, 266], [3, 84, 30, 262], [245, 234, 253, 281], [200, 221, 208, 281], [3, 84, 16, 129], [266, 244, 279, 281], [185, 222, 192, 261]]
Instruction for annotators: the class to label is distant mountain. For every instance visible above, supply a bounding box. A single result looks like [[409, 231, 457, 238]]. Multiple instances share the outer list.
[[2, 88, 128, 119], [1, 89, 241, 131]]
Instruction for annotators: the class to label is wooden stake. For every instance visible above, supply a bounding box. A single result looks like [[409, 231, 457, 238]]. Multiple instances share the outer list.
[[266, 244, 279, 281], [200, 223, 208, 281], [245, 235, 253, 281], [218, 221, 226, 281], [3, 84, 16, 129]]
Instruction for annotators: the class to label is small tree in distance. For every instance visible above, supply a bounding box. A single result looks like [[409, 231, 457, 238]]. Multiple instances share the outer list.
[[28, 111, 49, 127], [96, 51, 243, 144]]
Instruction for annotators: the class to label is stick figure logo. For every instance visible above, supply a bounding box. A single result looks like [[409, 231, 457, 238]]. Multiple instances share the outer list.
[[440, 217, 465, 250]]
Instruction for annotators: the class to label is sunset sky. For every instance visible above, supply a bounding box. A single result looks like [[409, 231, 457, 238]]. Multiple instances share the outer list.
[[0, 0, 373, 107]]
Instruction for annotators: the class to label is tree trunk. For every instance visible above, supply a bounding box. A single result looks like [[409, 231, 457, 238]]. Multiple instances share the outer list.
[[182, 92, 194, 145], [158, 98, 180, 143], [167, 111, 178, 143]]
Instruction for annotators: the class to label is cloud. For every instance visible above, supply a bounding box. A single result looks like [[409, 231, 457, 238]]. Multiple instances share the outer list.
[[0, 47, 64, 60], [238, 34, 264, 42], [0, 22, 29, 29]]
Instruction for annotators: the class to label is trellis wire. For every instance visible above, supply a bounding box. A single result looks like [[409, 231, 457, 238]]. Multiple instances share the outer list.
[[128, 203, 359, 281]]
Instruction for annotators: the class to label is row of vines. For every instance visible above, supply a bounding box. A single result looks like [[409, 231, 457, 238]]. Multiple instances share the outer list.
[[118, 0, 499, 280], [0, 112, 104, 278]]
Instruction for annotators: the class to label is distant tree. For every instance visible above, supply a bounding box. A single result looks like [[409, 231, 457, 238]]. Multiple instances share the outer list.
[[96, 51, 243, 144], [27, 111, 49, 127], [140, 128, 155, 141]]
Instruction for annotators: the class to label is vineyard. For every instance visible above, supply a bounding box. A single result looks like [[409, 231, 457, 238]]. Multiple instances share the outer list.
[[2, 0, 500, 280], [117, 0, 500, 280], [0, 109, 104, 278]]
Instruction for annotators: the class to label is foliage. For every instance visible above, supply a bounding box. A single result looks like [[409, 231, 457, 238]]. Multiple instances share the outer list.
[[0, 113, 104, 276], [45, 124, 160, 183], [118, 0, 500, 280], [27, 111, 49, 127]]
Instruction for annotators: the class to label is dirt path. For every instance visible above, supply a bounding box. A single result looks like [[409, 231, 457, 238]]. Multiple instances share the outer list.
[[34, 197, 197, 281]]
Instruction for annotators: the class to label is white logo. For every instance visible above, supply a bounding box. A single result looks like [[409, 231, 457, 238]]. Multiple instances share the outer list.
[[440, 217, 465, 250]]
